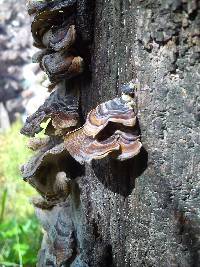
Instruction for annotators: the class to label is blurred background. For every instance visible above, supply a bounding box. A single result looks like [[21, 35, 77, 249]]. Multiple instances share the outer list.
[[0, 0, 50, 265]]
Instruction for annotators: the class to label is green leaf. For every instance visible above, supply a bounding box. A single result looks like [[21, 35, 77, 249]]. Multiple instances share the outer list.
[[0, 188, 8, 222], [13, 243, 29, 256], [0, 261, 19, 266]]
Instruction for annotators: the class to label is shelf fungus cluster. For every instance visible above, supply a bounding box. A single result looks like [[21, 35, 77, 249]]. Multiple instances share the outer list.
[[21, 84, 142, 210], [64, 92, 142, 164], [27, 0, 84, 89], [20, 85, 84, 207], [20, 1, 143, 265], [21, 0, 142, 266], [21, 1, 142, 213], [21, 0, 93, 209]]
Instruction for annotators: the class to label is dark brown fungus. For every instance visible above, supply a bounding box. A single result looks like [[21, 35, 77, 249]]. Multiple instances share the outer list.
[[31, 10, 56, 49], [31, 6, 76, 49], [21, 142, 71, 201], [34, 205, 75, 266], [27, 0, 76, 16], [27, 0, 86, 91], [42, 52, 84, 82], [64, 95, 142, 163], [20, 89, 79, 137], [42, 23, 76, 51], [22, 139, 61, 180], [51, 112, 79, 133]]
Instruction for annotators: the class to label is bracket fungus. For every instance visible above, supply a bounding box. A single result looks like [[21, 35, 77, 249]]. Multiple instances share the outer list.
[[27, 0, 76, 16], [21, 142, 69, 200], [42, 23, 76, 52], [41, 52, 84, 83], [31, 10, 74, 49], [21, 88, 79, 137], [21, 75, 142, 207], [84, 95, 137, 137], [21, 139, 84, 207], [28, 0, 85, 89], [21, 0, 94, 208], [64, 93, 142, 164], [35, 204, 76, 265], [64, 128, 142, 164], [27, 136, 50, 151]]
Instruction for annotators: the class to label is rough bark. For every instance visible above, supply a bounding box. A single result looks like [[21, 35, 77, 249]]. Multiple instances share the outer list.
[[30, 0, 200, 266]]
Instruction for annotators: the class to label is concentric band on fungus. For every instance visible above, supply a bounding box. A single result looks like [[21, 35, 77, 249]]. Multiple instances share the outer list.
[[64, 95, 142, 163]]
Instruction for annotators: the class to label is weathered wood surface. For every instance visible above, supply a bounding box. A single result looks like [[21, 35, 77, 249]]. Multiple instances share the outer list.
[[36, 0, 200, 266]]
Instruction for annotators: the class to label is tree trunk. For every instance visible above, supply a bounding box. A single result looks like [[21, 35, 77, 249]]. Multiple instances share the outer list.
[[28, 0, 200, 266]]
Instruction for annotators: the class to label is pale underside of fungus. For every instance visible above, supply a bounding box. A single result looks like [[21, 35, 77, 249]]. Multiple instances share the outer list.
[[21, 139, 84, 204], [21, 142, 70, 201]]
